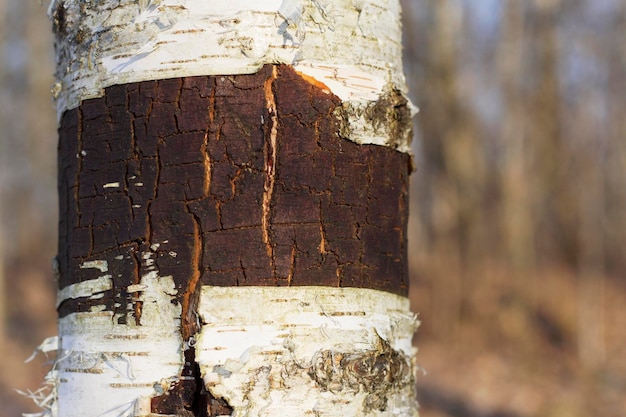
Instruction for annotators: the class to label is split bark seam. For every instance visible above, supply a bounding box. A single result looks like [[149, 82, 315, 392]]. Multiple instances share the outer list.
[[262, 66, 279, 266]]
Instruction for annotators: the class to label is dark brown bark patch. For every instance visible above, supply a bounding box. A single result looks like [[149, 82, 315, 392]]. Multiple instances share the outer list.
[[57, 64, 410, 322]]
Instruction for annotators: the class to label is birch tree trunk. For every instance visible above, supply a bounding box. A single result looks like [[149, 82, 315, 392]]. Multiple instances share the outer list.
[[45, 1, 418, 416]]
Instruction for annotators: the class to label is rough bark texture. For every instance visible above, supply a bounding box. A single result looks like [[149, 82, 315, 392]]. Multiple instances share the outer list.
[[57, 64, 410, 415]]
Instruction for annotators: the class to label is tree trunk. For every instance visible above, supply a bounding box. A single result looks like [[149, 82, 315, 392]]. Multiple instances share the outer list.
[[44, 1, 418, 416]]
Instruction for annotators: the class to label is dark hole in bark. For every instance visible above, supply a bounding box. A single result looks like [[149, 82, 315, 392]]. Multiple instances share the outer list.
[[151, 348, 233, 417], [189, 356, 209, 417], [206, 392, 234, 417], [54, 2, 66, 34]]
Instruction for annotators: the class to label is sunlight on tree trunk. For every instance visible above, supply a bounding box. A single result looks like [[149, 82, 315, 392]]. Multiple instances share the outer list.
[[34, 1, 420, 416]]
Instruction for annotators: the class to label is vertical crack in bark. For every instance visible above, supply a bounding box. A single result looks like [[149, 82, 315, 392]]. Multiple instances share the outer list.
[[202, 75, 215, 197], [88, 218, 95, 258], [238, 258, 246, 285], [174, 78, 184, 132], [131, 245, 142, 325], [75, 106, 84, 228], [202, 130, 211, 196], [147, 140, 160, 246], [154, 143, 162, 201], [182, 207, 203, 341], [262, 65, 279, 272], [319, 201, 342, 286], [287, 241, 297, 286], [230, 168, 243, 199], [318, 201, 328, 256], [215, 200, 223, 229], [208, 80, 216, 124]]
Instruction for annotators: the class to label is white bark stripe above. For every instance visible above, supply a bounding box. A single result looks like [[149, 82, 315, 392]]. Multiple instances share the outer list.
[[196, 286, 419, 416], [49, 0, 414, 151]]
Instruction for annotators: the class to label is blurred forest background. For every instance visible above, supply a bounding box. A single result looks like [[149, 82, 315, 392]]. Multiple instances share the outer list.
[[0, 0, 625, 416]]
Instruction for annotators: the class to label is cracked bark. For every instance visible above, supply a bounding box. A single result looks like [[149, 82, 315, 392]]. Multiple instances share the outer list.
[[57, 64, 410, 415]]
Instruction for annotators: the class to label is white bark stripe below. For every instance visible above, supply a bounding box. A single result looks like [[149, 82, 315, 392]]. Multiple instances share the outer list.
[[196, 286, 419, 417], [54, 256, 183, 417], [49, 0, 413, 151]]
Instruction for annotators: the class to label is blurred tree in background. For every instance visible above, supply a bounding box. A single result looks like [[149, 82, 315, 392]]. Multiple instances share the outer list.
[[1, 0, 625, 416], [403, 1, 626, 416], [1, 1, 57, 415]]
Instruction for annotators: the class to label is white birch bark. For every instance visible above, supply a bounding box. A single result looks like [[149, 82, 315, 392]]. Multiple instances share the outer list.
[[32, 1, 420, 416], [49, 0, 415, 152], [196, 287, 418, 417]]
